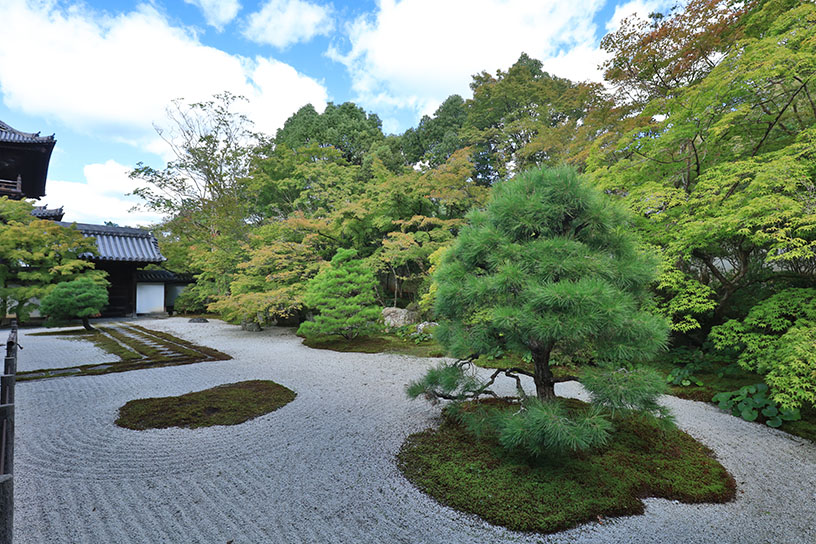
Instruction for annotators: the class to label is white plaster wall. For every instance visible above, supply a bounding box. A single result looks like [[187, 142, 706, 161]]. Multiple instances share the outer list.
[[136, 283, 164, 314]]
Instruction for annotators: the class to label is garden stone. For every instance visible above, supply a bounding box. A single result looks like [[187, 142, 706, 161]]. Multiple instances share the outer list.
[[241, 321, 262, 332], [188, 318, 209, 323], [416, 321, 438, 334], [382, 307, 419, 328]]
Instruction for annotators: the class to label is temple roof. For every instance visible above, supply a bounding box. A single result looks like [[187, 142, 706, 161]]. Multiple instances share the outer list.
[[135, 269, 194, 283], [56, 222, 166, 263], [0, 121, 56, 145], [0, 120, 57, 199], [31, 205, 64, 221]]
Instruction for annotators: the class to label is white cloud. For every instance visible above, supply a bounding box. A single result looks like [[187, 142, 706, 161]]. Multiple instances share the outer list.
[[244, 0, 333, 48], [40, 160, 164, 227], [184, 0, 241, 30], [0, 0, 328, 149], [606, 0, 674, 32], [329, 0, 607, 120]]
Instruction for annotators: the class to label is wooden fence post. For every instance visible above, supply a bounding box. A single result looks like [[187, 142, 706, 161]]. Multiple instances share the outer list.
[[1, 321, 17, 544]]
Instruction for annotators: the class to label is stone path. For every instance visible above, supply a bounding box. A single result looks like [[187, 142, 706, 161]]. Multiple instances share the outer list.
[[13, 318, 816, 543]]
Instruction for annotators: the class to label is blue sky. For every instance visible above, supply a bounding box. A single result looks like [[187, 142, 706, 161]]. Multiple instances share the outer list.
[[0, 0, 669, 225]]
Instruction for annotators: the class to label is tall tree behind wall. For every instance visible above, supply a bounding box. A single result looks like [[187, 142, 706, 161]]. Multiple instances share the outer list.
[[130, 92, 258, 308]]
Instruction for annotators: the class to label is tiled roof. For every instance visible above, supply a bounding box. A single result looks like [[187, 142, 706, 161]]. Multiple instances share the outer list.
[[31, 205, 64, 220], [56, 222, 166, 263], [135, 269, 194, 283], [0, 120, 56, 145]]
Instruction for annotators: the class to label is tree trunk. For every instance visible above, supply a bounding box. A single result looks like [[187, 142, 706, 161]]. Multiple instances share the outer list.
[[532, 342, 556, 401], [81, 317, 95, 332]]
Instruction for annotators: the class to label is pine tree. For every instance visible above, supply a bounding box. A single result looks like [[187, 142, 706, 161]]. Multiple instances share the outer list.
[[297, 248, 381, 340], [433, 165, 668, 401], [40, 277, 109, 331]]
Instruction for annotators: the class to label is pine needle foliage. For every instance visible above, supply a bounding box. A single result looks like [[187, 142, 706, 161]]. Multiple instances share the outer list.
[[444, 399, 612, 457], [496, 400, 613, 456], [406, 363, 484, 402], [40, 277, 109, 331], [581, 366, 675, 429], [297, 248, 381, 340], [433, 166, 669, 400]]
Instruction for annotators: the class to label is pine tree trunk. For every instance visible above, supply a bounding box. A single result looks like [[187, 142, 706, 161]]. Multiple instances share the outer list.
[[532, 342, 556, 401], [81, 317, 95, 332]]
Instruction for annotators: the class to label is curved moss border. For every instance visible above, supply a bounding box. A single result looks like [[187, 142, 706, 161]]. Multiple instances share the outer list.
[[398, 401, 735, 534], [116, 380, 296, 430]]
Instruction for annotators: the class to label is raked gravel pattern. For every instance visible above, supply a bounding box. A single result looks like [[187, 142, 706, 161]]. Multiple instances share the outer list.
[[14, 318, 816, 544], [16, 327, 112, 371]]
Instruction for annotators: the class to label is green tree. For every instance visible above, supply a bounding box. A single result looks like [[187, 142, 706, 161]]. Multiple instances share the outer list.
[[433, 166, 668, 400], [586, 0, 816, 338], [463, 53, 598, 183], [0, 198, 104, 321], [401, 95, 467, 168], [39, 277, 109, 331], [274, 102, 386, 166], [130, 92, 259, 309], [709, 288, 816, 410], [208, 215, 328, 325], [297, 248, 381, 340]]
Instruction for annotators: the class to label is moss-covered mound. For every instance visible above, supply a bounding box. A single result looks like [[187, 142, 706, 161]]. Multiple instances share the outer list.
[[302, 334, 445, 357], [398, 400, 735, 534], [116, 380, 296, 430]]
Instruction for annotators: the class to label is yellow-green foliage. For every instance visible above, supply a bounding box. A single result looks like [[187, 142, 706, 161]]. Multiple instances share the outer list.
[[0, 198, 104, 321], [710, 288, 816, 410]]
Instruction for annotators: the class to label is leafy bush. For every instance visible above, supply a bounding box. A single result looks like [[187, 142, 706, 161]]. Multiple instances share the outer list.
[[709, 288, 816, 409], [666, 365, 705, 387], [297, 248, 381, 340], [712, 384, 801, 428], [40, 277, 109, 331], [391, 323, 436, 344], [173, 284, 210, 314]]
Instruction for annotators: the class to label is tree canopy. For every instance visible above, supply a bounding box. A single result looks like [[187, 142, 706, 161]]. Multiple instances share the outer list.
[[433, 166, 668, 400], [131, 0, 816, 412], [0, 198, 104, 321], [39, 277, 109, 331]]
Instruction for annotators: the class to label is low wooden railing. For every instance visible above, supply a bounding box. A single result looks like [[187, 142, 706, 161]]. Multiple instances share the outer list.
[[0, 177, 22, 198], [1, 320, 17, 544]]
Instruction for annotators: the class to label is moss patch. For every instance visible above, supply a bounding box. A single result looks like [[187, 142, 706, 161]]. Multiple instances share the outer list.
[[116, 380, 296, 430], [398, 399, 735, 534], [302, 334, 446, 357]]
